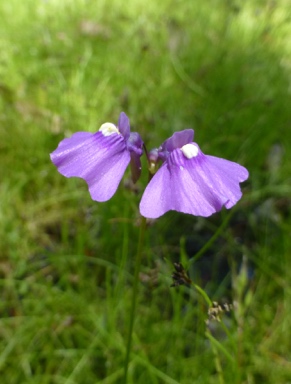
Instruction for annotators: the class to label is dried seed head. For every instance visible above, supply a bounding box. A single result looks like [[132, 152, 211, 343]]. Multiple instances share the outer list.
[[170, 262, 192, 287], [207, 301, 234, 322]]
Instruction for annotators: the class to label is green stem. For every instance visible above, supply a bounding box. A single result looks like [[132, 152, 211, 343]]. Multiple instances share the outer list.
[[191, 282, 225, 383], [205, 331, 225, 384], [188, 210, 234, 265], [192, 283, 212, 307], [123, 215, 147, 383]]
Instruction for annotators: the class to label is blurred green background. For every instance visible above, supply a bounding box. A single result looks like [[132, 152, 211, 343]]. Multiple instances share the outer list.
[[1, 0, 291, 383]]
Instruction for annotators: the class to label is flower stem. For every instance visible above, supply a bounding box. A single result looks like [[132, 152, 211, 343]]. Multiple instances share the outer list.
[[123, 215, 147, 383]]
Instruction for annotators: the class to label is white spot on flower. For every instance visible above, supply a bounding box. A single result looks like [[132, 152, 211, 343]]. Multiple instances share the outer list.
[[99, 123, 120, 136], [181, 143, 199, 159], [180, 165, 184, 170]]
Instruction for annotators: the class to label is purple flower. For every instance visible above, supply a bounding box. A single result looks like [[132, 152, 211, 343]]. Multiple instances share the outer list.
[[50, 112, 143, 201], [140, 129, 248, 218]]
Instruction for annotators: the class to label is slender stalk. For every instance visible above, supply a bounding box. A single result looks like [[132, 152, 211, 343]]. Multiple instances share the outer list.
[[192, 283, 212, 307], [188, 210, 234, 265], [123, 215, 147, 383], [205, 331, 225, 384], [191, 282, 225, 383]]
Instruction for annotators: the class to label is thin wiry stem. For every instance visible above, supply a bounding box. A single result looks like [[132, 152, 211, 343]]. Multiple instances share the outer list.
[[123, 215, 147, 383]]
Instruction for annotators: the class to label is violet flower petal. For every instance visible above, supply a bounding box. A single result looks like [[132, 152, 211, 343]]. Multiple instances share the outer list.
[[162, 129, 194, 152], [50, 131, 130, 201], [140, 144, 248, 219], [118, 111, 130, 140], [158, 129, 194, 162], [202, 154, 249, 209]]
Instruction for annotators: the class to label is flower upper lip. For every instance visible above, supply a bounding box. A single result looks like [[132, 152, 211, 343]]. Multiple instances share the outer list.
[[157, 129, 195, 161]]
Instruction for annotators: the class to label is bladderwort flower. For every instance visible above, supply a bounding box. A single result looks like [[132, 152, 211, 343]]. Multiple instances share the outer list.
[[50, 112, 143, 201], [140, 129, 248, 218]]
